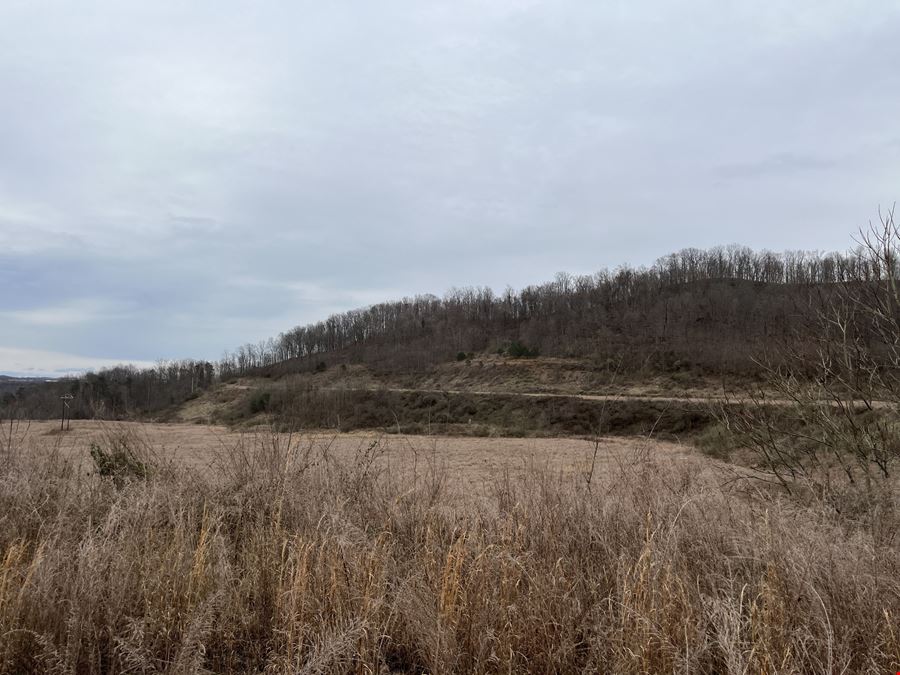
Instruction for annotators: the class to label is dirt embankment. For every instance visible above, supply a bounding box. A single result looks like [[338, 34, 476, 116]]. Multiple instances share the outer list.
[[173, 358, 726, 441]]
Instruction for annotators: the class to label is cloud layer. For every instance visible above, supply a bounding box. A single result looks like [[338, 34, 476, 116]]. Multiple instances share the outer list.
[[2, 1, 899, 374]]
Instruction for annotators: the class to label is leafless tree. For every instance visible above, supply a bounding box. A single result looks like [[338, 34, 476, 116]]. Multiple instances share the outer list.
[[719, 207, 900, 524]]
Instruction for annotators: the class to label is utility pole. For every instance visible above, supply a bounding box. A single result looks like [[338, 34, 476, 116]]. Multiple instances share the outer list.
[[60, 394, 74, 431]]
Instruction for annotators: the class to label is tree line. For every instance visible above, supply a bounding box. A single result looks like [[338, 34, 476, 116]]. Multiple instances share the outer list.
[[4, 243, 890, 419], [2, 360, 216, 420], [220, 245, 867, 377]]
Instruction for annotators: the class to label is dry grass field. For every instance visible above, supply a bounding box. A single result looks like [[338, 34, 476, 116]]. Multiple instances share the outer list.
[[1, 420, 899, 673], [6, 420, 695, 492]]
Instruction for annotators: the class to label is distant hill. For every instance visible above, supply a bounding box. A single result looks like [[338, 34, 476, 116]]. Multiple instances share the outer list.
[[212, 245, 855, 382], [0, 375, 50, 398], [1, 244, 871, 420]]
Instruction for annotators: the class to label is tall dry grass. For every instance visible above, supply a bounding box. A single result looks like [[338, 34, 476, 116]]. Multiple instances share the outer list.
[[0, 425, 898, 674]]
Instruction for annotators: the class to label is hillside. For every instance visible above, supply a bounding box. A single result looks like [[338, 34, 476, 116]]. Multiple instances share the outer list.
[[0, 244, 872, 423]]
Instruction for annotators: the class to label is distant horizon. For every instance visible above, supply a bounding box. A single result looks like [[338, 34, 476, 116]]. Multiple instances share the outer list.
[[0, 345, 156, 379]]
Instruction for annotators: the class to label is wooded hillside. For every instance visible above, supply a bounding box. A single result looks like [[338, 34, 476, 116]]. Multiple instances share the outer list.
[[3, 244, 876, 419]]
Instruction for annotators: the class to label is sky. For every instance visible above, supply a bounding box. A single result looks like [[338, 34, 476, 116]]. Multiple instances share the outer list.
[[1, 1, 899, 377]]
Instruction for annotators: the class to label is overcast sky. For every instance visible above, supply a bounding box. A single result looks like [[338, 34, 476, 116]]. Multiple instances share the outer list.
[[1, 1, 899, 376]]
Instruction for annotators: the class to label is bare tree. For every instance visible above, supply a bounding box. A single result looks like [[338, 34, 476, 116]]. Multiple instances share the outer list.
[[720, 207, 900, 522]]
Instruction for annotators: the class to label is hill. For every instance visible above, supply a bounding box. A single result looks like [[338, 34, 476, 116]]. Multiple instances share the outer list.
[[0, 244, 868, 422], [0, 376, 49, 399]]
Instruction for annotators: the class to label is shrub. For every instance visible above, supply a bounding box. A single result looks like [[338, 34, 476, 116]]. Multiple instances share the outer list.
[[506, 341, 539, 358], [249, 391, 271, 414], [89, 440, 147, 486]]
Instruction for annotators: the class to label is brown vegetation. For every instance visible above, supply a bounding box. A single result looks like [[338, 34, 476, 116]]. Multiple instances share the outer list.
[[214, 385, 715, 441], [1, 424, 899, 673], [719, 209, 900, 519], [1, 420, 686, 490]]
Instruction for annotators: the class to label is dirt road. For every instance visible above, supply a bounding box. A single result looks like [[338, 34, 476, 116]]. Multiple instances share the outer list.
[[326, 385, 892, 409]]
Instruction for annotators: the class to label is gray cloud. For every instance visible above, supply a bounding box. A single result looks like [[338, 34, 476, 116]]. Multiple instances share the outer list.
[[1, 0, 899, 374]]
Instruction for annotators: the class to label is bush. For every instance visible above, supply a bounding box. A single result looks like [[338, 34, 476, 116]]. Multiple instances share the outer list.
[[506, 341, 539, 358], [89, 440, 147, 486], [249, 391, 271, 414]]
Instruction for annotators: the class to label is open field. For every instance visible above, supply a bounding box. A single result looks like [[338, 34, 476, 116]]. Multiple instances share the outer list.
[[6, 420, 697, 494], [2, 420, 899, 673]]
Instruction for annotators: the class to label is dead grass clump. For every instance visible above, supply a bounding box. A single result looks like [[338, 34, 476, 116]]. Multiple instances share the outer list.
[[0, 426, 898, 673]]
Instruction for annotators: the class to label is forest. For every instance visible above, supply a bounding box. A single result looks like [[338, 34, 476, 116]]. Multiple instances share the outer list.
[[0, 243, 887, 420]]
